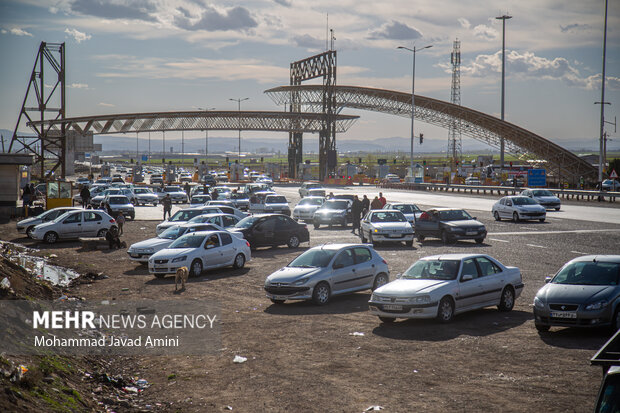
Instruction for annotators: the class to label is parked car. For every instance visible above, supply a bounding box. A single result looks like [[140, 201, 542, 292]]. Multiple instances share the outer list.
[[229, 192, 250, 211], [31, 209, 117, 244], [156, 206, 224, 235], [415, 208, 487, 244], [179, 172, 193, 183], [231, 214, 309, 249], [76, 177, 91, 186], [187, 213, 241, 229], [190, 194, 212, 206], [148, 230, 251, 277], [90, 188, 123, 208], [360, 210, 415, 247], [602, 179, 620, 191], [104, 195, 136, 220], [383, 203, 423, 225], [200, 174, 217, 186], [248, 191, 277, 214], [306, 188, 326, 198], [127, 222, 223, 263], [16, 207, 82, 238], [262, 195, 291, 216], [312, 199, 351, 228], [299, 182, 323, 197], [384, 174, 400, 183], [369, 254, 523, 323], [133, 187, 159, 206], [156, 186, 188, 203], [533, 255, 620, 332], [591, 330, 620, 412], [264, 244, 390, 305], [292, 197, 325, 222], [521, 188, 561, 210], [149, 174, 163, 185], [465, 177, 481, 185], [204, 203, 247, 219], [492, 196, 546, 222]]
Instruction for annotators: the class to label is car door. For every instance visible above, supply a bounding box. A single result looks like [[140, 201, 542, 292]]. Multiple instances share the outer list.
[[456, 258, 483, 311], [274, 216, 296, 245], [352, 247, 376, 289], [218, 232, 236, 265], [415, 211, 439, 237], [503, 199, 513, 219], [201, 234, 225, 268], [82, 211, 105, 236], [221, 215, 239, 229], [474, 257, 505, 306], [330, 248, 358, 293], [252, 216, 276, 246], [58, 212, 83, 238]]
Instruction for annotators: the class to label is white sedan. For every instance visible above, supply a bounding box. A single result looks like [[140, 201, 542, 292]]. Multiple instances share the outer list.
[[148, 230, 251, 278], [492, 196, 546, 222], [360, 210, 415, 247], [369, 254, 523, 323]]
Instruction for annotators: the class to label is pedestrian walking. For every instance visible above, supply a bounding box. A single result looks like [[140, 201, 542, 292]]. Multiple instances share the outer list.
[[162, 194, 172, 220], [361, 195, 370, 216], [80, 185, 91, 208], [184, 182, 191, 198], [21, 184, 31, 210], [116, 213, 125, 235], [351, 195, 363, 234], [211, 188, 219, 200]]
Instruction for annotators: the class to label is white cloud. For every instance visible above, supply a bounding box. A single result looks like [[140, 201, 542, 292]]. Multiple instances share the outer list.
[[368, 21, 422, 40], [68, 83, 89, 89], [458, 18, 470, 29], [472, 24, 497, 40], [98, 102, 115, 107], [65, 28, 92, 43], [2, 27, 33, 37]]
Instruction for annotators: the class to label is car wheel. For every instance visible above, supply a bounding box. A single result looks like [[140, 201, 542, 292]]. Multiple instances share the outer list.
[[190, 259, 203, 277], [512, 212, 519, 223], [612, 309, 620, 333], [372, 273, 389, 291], [44, 231, 58, 244], [313, 222, 320, 229], [342, 217, 348, 228], [475, 238, 484, 244], [417, 234, 425, 242], [270, 299, 285, 305], [26, 226, 35, 238], [153, 202, 158, 206], [441, 230, 451, 245], [130, 214, 135, 221], [535, 324, 550, 332], [539, 218, 545, 222], [153, 273, 166, 279], [232, 253, 245, 269], [97, 229, 108, 237], [437, 297, 454, 323], [360, 231, 367, 243], [493, 211, 501, 221], [405, 240, 413, 247], [287, 235, 300, 248], [312, 282, 331, 306], [555, 207, 560, 211], [379, 317, 395, 324], [498, 287, 515, 311], [369, 233, 376, 246]]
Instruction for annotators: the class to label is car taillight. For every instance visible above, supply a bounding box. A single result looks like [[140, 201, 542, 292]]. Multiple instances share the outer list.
[[110, 219, 116, 223], [246, 241, 250, 247], [382, 259, 387, 265]]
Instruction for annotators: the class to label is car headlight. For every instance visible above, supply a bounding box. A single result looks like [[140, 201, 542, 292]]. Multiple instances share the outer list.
[[585, 300, 608, 311], [479, 227, 486, 232], [409, 295, 431, 304], [171, 256, 187, 263], [533, 296, 545, 309], [143, 248, 154, 254], [294, 277, 310, 286]]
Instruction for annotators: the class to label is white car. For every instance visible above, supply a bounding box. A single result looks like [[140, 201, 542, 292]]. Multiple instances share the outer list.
[[31, 209, 117, 244], [360, 210, 415, 247], [299, 182, 323, 197], [262, 195, 290, 216], [148, 230, 251, 277], [369, 254, 523, 323], [383, 203, 423, 225], [465, 177, 481, 185], [127, 222, 223, 263], [292, 197, 325, 222], [133, 187, 159, 206], [521, 188, 561, 210], [16, 207, 82, 238], [155, 186, 187, 203], [492, 196, 546, 222], [187, 213, 241, 229], [156, 206, 225, 235]]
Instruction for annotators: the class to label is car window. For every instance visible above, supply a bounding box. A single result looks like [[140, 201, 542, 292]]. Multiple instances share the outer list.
[[204, 234, 221, 248], [461, 259, 479, 279], [499, 199, 505, 206], [439, 210, 473, 221], [353, 247, 372, 264], [475, 257, 501, 277], [257, 217, 276, 232], [223, 216, 238, 227], [289, 248, 337, 268], [84, 211, 101, 222], [220, 233, 233, 245], [275, 216, 293, 228], [63, 212, 81, 224], [402, 260, 460, 281], [553, 261, 620, 286], [370, 211, 407, 222], [333, 249, 355, 268]]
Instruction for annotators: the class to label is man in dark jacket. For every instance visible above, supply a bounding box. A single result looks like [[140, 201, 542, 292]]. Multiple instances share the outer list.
[[351, 195, 363, 234], [361, 195, 370, 214], [162, 194, 172, 220], [80, 186, 91, 208]]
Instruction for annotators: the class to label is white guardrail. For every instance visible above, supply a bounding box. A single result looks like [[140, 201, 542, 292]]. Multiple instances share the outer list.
[[379, 182, 619, 203]]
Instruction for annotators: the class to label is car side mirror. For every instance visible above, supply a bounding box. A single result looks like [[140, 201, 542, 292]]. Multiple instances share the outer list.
[[461, 274, 474, 282], [545, 276, 552, 283], [396, 273, 402, 279], [333, 263, 344, 270], [472, 217, 477, 220]]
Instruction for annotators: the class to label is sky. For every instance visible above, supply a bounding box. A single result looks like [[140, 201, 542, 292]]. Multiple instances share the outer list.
[[0, 0, 619, 154]]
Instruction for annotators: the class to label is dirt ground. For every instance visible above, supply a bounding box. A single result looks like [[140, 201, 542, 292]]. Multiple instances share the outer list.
[[0, 195, 614, 412]]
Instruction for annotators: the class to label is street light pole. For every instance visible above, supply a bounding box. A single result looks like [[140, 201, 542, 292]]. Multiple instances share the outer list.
[[198, 107, 216, 168], [397, 44, 432, 182], [229, 98, 249, 163], [496, 14, 512, 175], [598, 0, 609, 185]]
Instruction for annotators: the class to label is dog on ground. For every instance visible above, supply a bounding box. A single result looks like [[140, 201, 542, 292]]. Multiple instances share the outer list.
[[105, 227, 122, 249], [175, 266, 189, 291]]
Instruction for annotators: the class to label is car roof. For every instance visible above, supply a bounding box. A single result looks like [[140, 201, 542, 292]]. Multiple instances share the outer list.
[[565, 255, 620, 264], [428, 207, 465, 212], [310, 243, 374, 251], [421, 253, 492, 261]]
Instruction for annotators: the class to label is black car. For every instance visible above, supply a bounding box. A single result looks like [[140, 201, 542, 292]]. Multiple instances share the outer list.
[[414, 208, 487, 244], [231, 214, 309, 249], [313, 199, 351, 228]]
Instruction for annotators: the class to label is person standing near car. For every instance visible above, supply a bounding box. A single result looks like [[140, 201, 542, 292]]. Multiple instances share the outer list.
[[378, 192, 386, 207], [162, 194, 172, 220], [370, 196, 382, 210], [21, 184, 31, 212], [184, 182, 191, 199], [351, 195, 363, 234], [361, 195, 370, 215], [115, 212, 125, 235], [80, 185, 91, 208]]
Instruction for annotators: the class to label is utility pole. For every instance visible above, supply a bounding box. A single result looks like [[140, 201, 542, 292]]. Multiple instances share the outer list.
[[496, 14, 512, 175], [448, 39, 462, 167], [198, 107, 216, 167], [229, 98, 249, 163], [597, 0, 609, 185]]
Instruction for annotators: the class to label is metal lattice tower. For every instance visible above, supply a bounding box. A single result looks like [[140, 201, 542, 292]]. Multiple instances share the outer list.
[[447, 39, 462, 164]]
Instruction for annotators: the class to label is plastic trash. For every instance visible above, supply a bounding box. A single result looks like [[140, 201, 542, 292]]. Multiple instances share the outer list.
[[136, 379, 149, 389], [57, 295, 68, 301], [365, 406, 384, 411], [123, 386, 139, 394], [233, 355, 247, 364], [0, 277, 10, 290], [349, 332, 365, 336]]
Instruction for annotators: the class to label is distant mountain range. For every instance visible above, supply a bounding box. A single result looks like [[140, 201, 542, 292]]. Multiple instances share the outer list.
[[1, 128, 617, 155]]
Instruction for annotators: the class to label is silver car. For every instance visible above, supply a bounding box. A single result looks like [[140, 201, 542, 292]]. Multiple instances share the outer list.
[[156, 206, 224, 235], [16, 207, 82, 238], [31, 209, 117, 244], [133, 187, 159, 206], [533, 255, 620, 332], [383, 203, 423, 225], [369, 254, 523, 323], [104, 195, 135, 220], [264, 244, 390, 305], [360, 210, 415, 247], [293, 196, 325, 222], [492, 196, 546, 222], [521, 188, 561, 211]]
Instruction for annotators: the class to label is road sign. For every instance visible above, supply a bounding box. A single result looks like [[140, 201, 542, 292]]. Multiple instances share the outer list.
[[141, 155, 148, 162], [611, 169, 618, 179], [527, 169, 546, 187]]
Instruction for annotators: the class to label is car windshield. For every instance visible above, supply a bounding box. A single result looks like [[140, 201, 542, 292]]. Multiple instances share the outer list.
[[187, 215, 214, 224], [393, 204, 420, 214], [168, 234, 206, 249], [402, 260, 461, 281], [299, 198, 323, 206], [370, 211, 407, 222], [512, 197, 538, 205], [552, 261, 620, 286], [159, 226, 187, 240], [322, 200, 348, 210], [288, 248, 338, 268], [134, 188, 151, 194], [532, 190, 554, 197], [53, 211, 75, 223], [109, 196, 130, 204], [165, 187, 182, 193], [266, 196, 286, 204], [438, 210, 473, 221], [169, 210, 202, 222], [191, 196, 208, 203], [235, 216, 260, 229]]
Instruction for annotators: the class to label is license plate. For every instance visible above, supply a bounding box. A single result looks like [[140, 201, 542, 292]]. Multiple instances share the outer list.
[[466, 231, 477, 235], [388, 234, 400, 238], [272, 295, 288, 300], [550, 311, 577, 319], [383, 304, 403, 311], [130, 253, 139, 258]]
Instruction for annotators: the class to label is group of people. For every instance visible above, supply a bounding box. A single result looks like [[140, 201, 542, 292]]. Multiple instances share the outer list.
[[350, 192, 386, 234]]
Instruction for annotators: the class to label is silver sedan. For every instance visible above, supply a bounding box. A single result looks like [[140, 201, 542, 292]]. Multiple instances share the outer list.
[[492, 196, 546, 222]]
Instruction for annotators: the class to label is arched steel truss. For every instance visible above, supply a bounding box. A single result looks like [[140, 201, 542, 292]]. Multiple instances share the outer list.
[[27, 110, 358, 135], [265, 85, 597, 180]]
